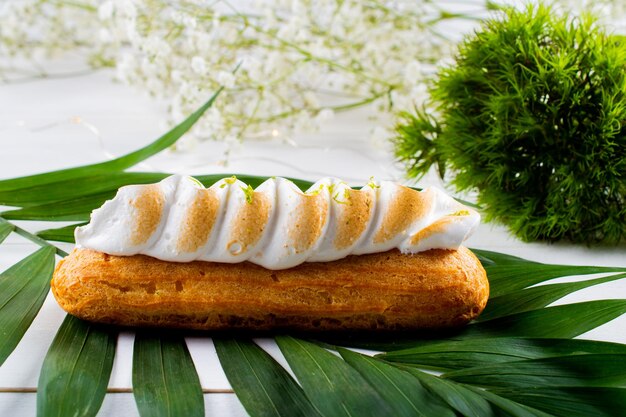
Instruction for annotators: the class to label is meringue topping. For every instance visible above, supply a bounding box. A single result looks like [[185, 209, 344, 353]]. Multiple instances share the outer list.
[[75, 175, 480, 270]]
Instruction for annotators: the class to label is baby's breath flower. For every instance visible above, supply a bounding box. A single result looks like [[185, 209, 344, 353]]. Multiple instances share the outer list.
[[190, 56, 207, 76], [118, 0, 137, 19], [216, 71, 235, 88], [2, 0, 622, 149], [98, 2, 114, 20]]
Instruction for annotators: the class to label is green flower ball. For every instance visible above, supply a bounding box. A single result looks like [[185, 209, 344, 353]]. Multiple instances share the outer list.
[[394, 4, 626, 243]]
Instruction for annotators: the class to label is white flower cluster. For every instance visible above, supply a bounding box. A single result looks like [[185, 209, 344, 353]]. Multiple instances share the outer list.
[[0, 0, 469, 146], [1, 0, 623, 149]]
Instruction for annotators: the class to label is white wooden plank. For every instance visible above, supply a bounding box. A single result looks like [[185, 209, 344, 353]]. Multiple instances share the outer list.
[[0, 392, 247, 417]]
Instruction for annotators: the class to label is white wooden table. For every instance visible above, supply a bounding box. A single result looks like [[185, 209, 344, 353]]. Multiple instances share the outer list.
[[1, 70, 625, 417]]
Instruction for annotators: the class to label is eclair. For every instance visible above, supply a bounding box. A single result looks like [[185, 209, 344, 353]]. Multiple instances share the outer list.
[[51, 176, 489, 331]]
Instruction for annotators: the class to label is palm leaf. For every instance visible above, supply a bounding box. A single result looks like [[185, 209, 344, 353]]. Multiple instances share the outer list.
[[310, 334, 448, 353], [214, 338, 322, 417], [444, 354, 626, 388], [485, 263, 626, 297], [477, 272, 626, 321], [1, 191, 114, 221], [388, 364, 551, 417], [491, 387, 626, 417], [471, 248, 532, 265], [463, 385, 554, 417], [319, 299, 626, 352], [400, 367, 497, 417], [0, 172, 168, 208], [132, 332, 204, 417], [379, 337, 626, 370], [37, 223, 86, 243], [0, 89, 222, 192], [338, 348, 456, 417], [461, 299, 626, 339], [276, 336, 395, 417], [0, 246, 55, 365], [0, 217, 14, 243], [37, 315, 116, 417]]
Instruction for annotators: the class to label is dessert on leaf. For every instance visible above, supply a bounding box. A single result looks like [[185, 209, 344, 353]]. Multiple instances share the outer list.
[[52, 175, 488, 331]]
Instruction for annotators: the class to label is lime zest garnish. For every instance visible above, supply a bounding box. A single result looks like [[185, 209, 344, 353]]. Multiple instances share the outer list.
[[241, 184, 255, 204], [367, 176, 380, 189], [220, 175, 238, 188], [306, 183, 325, 196], [331, 186, 351, 205]]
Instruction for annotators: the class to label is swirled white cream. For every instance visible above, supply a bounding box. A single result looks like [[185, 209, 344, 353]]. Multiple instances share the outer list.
[[75, 175, 480, 270]]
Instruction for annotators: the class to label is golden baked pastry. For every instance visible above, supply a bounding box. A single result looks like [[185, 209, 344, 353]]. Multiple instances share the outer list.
[[51, 247, 488, 331]]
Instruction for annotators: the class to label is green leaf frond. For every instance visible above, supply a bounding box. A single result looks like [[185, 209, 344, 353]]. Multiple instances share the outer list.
[[37, 315, 116, 416]]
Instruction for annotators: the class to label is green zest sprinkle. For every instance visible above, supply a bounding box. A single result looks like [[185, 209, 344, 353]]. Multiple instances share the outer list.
[[241, 184, 255, 204], [220, 175, 238, 188], [450, 209, 470, 216], [344, 188, 352, 202], [332, 188, 351, 205], [306, 183, 324, 196], [367, 176, 380, 189]]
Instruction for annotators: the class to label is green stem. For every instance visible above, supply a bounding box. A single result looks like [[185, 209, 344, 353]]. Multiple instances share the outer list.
[[427, 11, 485, 25], [364, 0, 429, 28], [48, 0, 97, 12], [328, 89, 390, 112], [2, 218, 69, 257], [233, 89, 389, 125]]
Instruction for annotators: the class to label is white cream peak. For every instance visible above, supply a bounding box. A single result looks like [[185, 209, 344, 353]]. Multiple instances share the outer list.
[[75, 175, 480, 270]]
